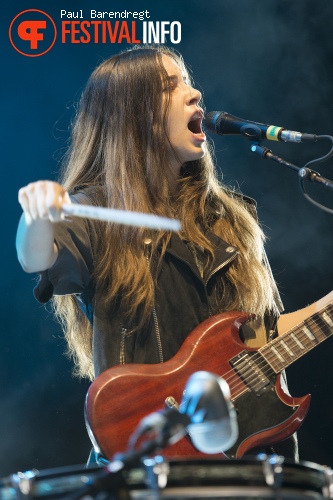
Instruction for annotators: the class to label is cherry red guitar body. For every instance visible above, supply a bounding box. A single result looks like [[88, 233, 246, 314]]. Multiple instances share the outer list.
[[85, 311, 310, 460]]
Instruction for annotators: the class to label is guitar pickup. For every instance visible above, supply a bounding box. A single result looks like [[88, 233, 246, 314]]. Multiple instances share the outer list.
[[230, 351, 274, 396]]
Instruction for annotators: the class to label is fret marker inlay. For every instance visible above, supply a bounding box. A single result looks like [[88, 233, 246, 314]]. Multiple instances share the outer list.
[[271, 346, 285, 363], [260, 299, 333, 374], [302, 325, 315, 340], [322, 312, 333, 328], [291, 333, 305, 349], [280, 340, 294, 356]]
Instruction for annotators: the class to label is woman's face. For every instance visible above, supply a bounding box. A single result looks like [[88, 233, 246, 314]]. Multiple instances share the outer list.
[[162, 55, 206, 175]]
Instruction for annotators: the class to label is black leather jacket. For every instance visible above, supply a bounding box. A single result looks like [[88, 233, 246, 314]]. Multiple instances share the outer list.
[[34, 193, 282, 377]]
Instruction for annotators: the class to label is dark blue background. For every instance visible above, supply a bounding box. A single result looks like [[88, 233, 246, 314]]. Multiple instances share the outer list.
[[2, 0, 333, 480]]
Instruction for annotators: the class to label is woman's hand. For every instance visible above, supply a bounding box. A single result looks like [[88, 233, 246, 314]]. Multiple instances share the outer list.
[[18, 180, 71, 223], [16, 181, 70, 272]]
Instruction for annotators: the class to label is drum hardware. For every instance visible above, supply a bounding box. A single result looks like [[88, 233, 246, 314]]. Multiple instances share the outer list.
[[323, 467, 333, 498], [259, 453, 284, 489], [0, 464, 102, 500], [2, 374, 333, 498], [11, 470, 38, 499], [142, 456, 170, 499], [2, 457, 333, 499]]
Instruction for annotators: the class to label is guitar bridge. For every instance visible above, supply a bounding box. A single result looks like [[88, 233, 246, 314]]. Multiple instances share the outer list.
[[230, 351, 275, 396]]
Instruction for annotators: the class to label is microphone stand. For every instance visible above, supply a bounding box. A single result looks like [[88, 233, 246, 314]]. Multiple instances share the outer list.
[[64, 409, 189, 500], [251, 144, 333, 191], [245, 124, 333, 214], [63, 438, 166, 500]]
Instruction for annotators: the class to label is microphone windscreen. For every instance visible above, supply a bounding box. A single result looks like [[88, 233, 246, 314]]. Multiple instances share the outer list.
[[180, 372, 238, 453], [204, 111, 220, 133], [187, 416, 237, 454]]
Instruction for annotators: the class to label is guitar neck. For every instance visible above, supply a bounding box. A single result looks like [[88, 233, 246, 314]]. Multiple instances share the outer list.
[[260, 302, 333, 373]]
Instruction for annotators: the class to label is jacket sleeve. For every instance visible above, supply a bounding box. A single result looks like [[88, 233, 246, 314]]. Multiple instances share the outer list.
[[34, 193, 95, 303]]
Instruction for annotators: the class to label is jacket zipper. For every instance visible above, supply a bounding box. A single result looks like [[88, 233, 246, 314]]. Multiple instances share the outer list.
[[205, 252, 238, 285], [168, 249, 238, 286], [122, 243, 237, 365], [119, 327, 127, 365], [145, 242, 164, 363], [152, 304, 164, 363]]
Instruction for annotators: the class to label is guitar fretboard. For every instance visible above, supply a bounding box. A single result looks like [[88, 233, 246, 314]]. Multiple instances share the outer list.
[[260, 302, 333, 373]]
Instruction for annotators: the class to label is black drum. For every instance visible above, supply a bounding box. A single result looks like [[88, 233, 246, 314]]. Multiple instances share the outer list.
[[1, 456, 333, 499], [135, 456, 333, 499]]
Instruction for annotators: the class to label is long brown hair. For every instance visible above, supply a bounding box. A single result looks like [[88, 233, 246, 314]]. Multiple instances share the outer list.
[[53, 46, 280, 380]]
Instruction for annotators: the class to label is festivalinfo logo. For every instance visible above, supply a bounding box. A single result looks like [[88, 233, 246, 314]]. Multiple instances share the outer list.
[[9, 8, 182, 57], [9, 9, 57, 57]]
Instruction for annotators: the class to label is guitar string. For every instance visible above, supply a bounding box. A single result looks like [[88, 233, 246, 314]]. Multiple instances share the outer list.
[[240, 308, 333, 381], [176, 306, 333, 412], [229, 318, 332, 398], [230, 307, 332, 386], [226, 318, 331, 398], [220, 321, 322, 394], [245, 317, 331, 396], [218, 308, 333, 399], [179, 305, 333, 403], [260, 311, 333, 372], [216, 302, 333, 391]]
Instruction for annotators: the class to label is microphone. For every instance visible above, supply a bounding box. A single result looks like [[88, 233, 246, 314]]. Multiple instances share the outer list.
[[135, 371, 238, 454], [205, 111, 317, 143], [129, 406, 191, 448], [180, 371, 238, 454], [69, 372, 238, 499]]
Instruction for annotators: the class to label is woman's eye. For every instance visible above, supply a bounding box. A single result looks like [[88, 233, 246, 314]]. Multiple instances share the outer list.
[[165, 76, 178, 91], [169, 76, 178, 90]]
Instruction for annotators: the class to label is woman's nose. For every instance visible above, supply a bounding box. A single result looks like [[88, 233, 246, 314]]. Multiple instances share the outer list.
[[188, 87, 202, 106]]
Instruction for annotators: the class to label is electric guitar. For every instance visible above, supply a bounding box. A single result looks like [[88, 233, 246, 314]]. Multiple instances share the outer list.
[[85, 292, 333, 460]]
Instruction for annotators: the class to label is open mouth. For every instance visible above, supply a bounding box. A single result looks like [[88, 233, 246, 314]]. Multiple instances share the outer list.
[[188, 112, 203, 134], [187, 111, 206, 141]]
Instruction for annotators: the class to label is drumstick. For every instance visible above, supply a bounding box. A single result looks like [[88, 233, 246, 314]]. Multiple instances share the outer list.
[[61, 203, 181, 231]]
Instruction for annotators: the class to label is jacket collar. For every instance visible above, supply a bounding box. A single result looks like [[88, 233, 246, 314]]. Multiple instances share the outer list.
[[166, 231, 238, 283]]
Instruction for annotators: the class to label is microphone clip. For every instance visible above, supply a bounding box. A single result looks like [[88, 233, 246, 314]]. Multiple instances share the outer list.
[[240, 124, 263, 143]]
